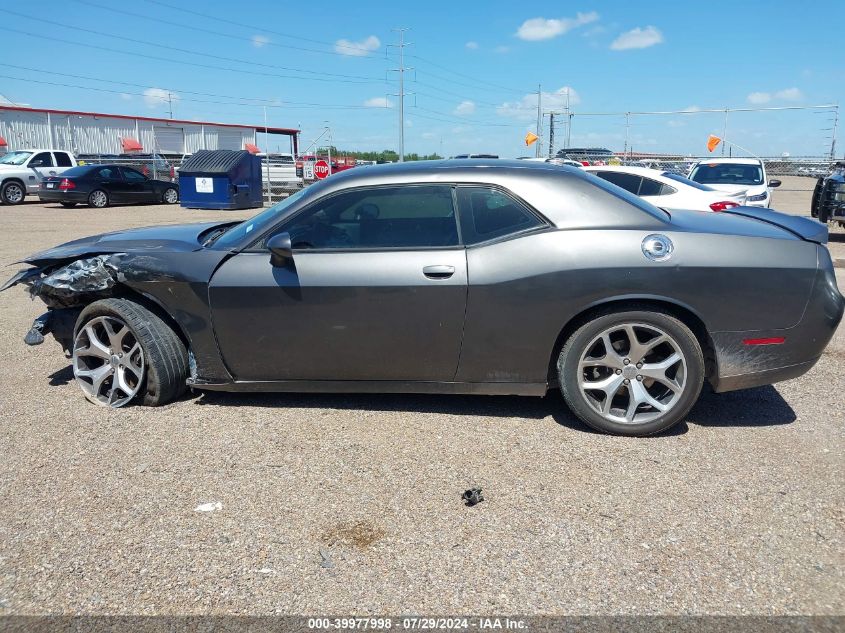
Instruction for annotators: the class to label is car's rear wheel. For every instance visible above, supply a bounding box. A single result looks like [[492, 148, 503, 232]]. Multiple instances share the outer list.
[[89, 190, 109, 208], [162, 187, 178, 204], [1, 181, 25, 205], [72, 299, 188, 408], [60, 202, 77, 208], [558, 309, 704, 436]]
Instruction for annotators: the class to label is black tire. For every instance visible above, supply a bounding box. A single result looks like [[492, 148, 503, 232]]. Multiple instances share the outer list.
[[60, 201, 77, 208], [557, 307, 705, 436], [88, 189, 109, 208], [75, 298, 188, 406], [1, 180, 26, 205], [162, 187, 179, 204]]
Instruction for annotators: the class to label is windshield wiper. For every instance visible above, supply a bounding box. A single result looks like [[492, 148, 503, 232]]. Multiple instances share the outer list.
[[201, 226, 231, 247]]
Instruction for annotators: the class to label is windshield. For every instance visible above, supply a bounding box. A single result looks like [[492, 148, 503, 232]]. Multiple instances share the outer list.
[[661, 172, 715, 191], [0, 151, 33, 166], [689, 163, 763, 186], [214, 187, 310, 248]]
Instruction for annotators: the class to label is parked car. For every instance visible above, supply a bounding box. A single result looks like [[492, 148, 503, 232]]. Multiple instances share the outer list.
[[452, 154, 499, 159], [517, 157, 585, 168], [38, 164, 179, 208], [3, 160, 842, 436], [555, 147, 613, 165], [584, 166, 746, 212], [688, 158, 781, 207], [257, 153, 301, 188], [811, 161, 845, 227], [0, 149, 78, 204]]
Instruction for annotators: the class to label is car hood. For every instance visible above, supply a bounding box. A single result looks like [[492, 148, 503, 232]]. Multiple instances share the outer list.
[[20, 221, 232, 266]]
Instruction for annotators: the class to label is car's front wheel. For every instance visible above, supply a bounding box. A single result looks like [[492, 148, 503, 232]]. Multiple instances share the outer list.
[[558, 308, 704, 436], [1, 181, 26, 205], [72, 299, 189, 408]]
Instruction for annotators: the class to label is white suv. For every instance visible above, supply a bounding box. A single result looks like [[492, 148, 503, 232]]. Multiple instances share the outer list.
[[688, 157, 780, 207]]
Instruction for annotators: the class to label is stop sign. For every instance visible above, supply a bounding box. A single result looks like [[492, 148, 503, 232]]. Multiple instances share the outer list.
[[313, 159, 331, 180]]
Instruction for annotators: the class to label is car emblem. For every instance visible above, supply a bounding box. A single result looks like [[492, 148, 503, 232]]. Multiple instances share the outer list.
[[642, 234, 674, 261]]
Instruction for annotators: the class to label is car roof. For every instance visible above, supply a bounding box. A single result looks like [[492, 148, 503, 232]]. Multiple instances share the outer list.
[[691, 157, 762, 165]]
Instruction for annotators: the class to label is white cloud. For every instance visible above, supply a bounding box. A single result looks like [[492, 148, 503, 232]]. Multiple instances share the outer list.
[[119, 93, 133, 101], [516, 12, 599, 41], [747, 88, 803, 105], [775, 87, 803, 101], [335, 35, 380, 56], [610, 26, 663, 50], [143, 87, 179, 109], [683, 105, 701, 112], [497, 86, 580, 120], [454, 100, 476, 115], [363, 96, 393, 108], [495, 45, 511, 54], [465, 41, 479, 50], [252, 34, 270, 48]]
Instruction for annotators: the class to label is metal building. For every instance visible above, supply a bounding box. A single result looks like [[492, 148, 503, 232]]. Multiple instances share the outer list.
[[0, 105, 299, 156]]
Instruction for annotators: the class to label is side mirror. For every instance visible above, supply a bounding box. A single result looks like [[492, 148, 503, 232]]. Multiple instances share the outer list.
[[267, 232, 293, 267], [768, 179, 781, 188]]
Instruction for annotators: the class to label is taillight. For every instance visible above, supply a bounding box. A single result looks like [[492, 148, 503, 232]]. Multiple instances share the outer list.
[[709, 201, 740, 212], [58, 178, 75, 190]]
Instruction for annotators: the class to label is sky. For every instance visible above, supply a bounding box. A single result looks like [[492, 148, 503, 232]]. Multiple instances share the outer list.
[[1, 0, 843, 159]]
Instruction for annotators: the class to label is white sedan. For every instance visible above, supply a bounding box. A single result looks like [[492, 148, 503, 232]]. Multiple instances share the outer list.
[[584, 165, 746, 212]]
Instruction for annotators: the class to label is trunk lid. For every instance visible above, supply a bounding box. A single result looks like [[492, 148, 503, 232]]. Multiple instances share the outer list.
[[724, 206, 828, 244]]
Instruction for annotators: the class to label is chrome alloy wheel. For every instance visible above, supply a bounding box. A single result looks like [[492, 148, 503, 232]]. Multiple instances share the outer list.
[[72, 316, 145, 407], [578, 323, 687, 425], [4, 183, 24, 203], [164, 188, 178, 204]]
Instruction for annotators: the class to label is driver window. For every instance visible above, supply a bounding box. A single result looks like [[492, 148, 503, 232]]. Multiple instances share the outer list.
[[30, 152, 54, 167], [278, 184, 458, 250]]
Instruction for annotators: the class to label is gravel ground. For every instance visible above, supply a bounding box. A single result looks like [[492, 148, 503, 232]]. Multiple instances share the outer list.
[[0, 190, 842, 616]]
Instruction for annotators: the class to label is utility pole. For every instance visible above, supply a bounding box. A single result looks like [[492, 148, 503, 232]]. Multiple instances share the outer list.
[[830, 105, 839, 160], [564, 88, 572, 150], [548, 113, 555, 158], [389, 28, 413, 162], [263, 106, 271, 205], [167, 91, 174, 119], [535, 84, 542, 158], [624, 112, 630, 160], [722, 107, 728, 156]]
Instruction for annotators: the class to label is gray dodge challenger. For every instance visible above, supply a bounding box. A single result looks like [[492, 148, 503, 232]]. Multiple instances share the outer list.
[[3, 160, 843, 435]]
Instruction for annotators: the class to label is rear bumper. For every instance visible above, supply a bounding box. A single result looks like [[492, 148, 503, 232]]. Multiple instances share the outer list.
[[38, 190, 88, 203], [709, 248, 844, 392]]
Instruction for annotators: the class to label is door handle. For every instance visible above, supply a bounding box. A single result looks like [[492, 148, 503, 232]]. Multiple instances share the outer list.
[[423, 265, 455, 279]]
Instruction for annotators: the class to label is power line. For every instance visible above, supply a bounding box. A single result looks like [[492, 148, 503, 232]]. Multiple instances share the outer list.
[[3, 26, 382, 85], [1, 9, 383, 82], [138, 0, 530, 97], [139, 0, 382, 58], [70, 0, 383, 61], [0, 74, 393, 111]]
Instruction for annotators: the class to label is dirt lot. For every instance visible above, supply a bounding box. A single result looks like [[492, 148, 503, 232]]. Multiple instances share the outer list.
[[0, 189, 843, 615]]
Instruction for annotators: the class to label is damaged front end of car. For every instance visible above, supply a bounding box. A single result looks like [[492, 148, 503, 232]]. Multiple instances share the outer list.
[[2, 254, 129, 354]]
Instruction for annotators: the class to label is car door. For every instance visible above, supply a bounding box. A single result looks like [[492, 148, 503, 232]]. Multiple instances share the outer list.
[[208, 183, 468, 382], [120, 167, 155, 202], [92, 166, 128, 202], [26, 151, 57, 193]]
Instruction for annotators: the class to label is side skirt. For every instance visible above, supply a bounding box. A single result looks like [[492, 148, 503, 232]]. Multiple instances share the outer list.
[[189, 378, 549, 397]]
